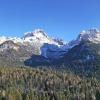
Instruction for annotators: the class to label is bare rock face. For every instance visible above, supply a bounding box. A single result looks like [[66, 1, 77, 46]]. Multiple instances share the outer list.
[[0, 28, 100, 71]]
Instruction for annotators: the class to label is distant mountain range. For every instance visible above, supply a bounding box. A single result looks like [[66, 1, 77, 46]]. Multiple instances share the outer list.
[[0, 28, 100, 78]]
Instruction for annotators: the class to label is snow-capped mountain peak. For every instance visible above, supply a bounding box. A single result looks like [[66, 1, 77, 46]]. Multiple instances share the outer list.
[[33, 29, 48, 38], [23, 29, 57, 45], [0, 29, 66, 47], [0, 28, 100, 65], [77, 28, 100, 43], [22, 29, 68, 50], [24, 29, 48, 39], [68, 28, 100, 49]]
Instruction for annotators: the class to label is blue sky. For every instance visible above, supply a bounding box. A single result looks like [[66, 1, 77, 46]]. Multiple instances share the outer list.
[[0, 0, 100, 41]]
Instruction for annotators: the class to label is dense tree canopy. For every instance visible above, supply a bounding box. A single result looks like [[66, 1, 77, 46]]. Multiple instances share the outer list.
[[0, 66, 100, 100]]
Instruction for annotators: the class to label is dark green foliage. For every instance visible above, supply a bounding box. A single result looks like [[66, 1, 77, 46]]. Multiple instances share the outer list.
[[96, 90, 100, 100], [0, 66, 100, 100]]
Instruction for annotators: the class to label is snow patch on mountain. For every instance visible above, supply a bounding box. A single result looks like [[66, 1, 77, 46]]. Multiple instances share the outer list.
[[0, 40, 19, 51], [77, 28, 100, 43], [0, 29, 68, 59], [0, 29, 63, 46], [0, 28, 100, 59], [41, 43, 67, 59], [68, 28, 100, 49], [0, 36, 8, 44], [23, 29, 59, 45]]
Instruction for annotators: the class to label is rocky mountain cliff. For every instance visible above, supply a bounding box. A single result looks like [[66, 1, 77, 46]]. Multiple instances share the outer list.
[[0, 28, 100, 78]]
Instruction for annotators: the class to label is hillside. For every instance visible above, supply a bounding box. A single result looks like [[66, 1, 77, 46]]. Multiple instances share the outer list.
[[0, 28, 100, 100], [0, 67, 100, 100]]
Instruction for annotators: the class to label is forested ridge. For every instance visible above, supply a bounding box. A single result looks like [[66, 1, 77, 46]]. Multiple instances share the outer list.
[[0, 66, 100, 100]]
